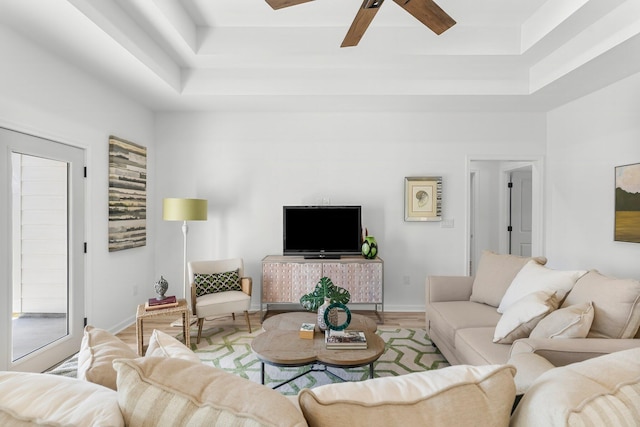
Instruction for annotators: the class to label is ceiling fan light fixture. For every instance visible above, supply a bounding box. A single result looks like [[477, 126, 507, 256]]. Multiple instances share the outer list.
[[363, 0, 384, 9]]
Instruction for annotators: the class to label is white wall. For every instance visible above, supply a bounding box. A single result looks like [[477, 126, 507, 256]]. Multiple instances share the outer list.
[[546, 72, 640, 279], [155, 111, 546, 311], [0, 25, 156, 332]]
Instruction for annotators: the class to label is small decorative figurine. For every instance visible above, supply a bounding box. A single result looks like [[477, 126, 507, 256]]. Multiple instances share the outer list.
[[154, 276, 169, 300]]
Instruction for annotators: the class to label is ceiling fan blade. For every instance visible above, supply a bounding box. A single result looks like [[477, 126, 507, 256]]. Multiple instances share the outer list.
[[341, 0, 385, 48], [392, 0, 455, 35], [265, 0, 314, 10]]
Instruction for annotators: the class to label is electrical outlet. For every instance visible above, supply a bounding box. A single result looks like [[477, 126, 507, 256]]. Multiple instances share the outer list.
[[322, 197, 331, 205], [403, 275, 411, 286], [441, 218, 455, 228]]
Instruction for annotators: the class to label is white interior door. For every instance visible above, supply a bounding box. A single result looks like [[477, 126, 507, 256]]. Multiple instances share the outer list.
[[0, 128, 85, 372], [509, 169, 533, 257]]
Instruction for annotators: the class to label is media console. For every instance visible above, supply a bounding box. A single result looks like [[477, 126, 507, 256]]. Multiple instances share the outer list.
[[261, 255, 384, 322]]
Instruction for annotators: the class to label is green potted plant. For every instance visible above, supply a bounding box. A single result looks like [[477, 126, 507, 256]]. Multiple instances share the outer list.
[[300, 277, 350, 331]]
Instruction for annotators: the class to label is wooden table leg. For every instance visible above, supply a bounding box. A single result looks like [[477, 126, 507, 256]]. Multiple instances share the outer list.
[[182, 311, 190, 348], [137, 318, 144, 356], [261, 362, 265, 385], [369, 362, 374, 379]]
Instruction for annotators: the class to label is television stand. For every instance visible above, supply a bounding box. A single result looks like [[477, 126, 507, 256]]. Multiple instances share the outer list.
[[303, 254, 341, 259], [261, 255, 384, 322]]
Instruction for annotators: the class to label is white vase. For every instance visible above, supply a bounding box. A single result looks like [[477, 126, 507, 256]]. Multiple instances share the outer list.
[[317, 297, 338, 331]]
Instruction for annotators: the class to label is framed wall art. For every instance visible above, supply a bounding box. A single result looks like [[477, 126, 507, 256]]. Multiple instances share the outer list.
[[108, 136, 147, 251], [404, 176, 442, 222], [615, 162, 640, 243]]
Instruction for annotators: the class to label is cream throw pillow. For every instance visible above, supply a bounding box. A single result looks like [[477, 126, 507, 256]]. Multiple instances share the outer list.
[[511, 347, 640, 426], [470, 251, 547, 308], [114, 357, 307, 427], [529, 302, 594, 339], [298, 365, 516, 427], [0, 371, 124, 427], [498, 261, 586, 314], [493, 291, 559, 344], [77, 325, 138, 390], [562, 270, 640, 339], [145, 329, 199, 363]]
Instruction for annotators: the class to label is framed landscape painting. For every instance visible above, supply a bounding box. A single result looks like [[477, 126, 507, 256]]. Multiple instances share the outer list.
[[615, 162, 640, 243], [404, 176, 442, 222], [108, 136, 147, 251]]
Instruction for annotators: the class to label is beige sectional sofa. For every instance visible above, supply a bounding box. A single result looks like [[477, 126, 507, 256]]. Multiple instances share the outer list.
[[2, 321, 640, 426], [426, 251, 640, 368]]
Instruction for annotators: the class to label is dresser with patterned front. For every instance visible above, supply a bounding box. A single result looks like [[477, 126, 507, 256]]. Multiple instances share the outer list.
[[261, 255, 384, 321]]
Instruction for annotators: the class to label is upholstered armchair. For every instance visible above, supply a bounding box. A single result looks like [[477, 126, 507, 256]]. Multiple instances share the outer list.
[[188, 258, 252, 344]]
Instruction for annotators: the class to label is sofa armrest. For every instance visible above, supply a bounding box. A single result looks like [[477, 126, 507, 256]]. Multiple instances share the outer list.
[[509, 338, 640, 367], [426, 276, 474, 304], [507, 353, 556, 395]]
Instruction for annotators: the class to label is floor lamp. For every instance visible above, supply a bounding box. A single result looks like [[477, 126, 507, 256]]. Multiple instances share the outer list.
[[163, 198, 208, 317]]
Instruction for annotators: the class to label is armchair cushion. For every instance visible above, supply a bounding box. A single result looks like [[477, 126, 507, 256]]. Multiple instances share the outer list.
[[194, 269, 241, 297]]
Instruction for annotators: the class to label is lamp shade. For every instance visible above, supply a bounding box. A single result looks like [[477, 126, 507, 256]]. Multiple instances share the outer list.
[[163, 198, 208, 221]]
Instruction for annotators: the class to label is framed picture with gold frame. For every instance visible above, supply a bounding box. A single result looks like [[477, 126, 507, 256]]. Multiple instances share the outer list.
[[404, 176, 442, 222]]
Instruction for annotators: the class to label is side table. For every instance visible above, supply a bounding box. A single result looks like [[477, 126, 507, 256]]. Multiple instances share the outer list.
[[135, 298, 190, 356]]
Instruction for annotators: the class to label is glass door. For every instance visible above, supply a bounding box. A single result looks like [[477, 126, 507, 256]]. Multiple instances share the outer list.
[[0, 128, 85, 372]]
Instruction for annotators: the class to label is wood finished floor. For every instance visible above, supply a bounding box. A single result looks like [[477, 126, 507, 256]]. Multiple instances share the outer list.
[[115, 310, 426, 351]]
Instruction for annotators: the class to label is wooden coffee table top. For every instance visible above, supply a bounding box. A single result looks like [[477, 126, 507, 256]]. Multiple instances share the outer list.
[[252, 312, 385, 368]]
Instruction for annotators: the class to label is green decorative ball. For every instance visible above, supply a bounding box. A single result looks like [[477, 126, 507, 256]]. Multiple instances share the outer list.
[[361, 236, 378, 259]]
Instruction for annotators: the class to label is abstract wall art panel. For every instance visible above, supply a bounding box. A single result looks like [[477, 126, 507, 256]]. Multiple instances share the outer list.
[[108, 136, 147, 251]]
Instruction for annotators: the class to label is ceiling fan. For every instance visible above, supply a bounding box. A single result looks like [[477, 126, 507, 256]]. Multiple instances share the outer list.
[[265, 0, 456, 47]]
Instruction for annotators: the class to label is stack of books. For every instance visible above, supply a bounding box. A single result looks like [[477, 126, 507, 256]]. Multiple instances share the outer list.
[[325, 330, 367, 350], [145, 295, 178, 311]]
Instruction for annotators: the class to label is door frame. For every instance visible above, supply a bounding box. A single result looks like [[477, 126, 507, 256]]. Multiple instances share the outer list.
[[0, 127, 86, 372], [465, 155, 545, 275]]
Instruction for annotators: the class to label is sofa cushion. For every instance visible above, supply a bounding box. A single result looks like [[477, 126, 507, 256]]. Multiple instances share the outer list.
[[114, 357, 307, 427], [77, 325, 138, 390], [145, 329, 199, 363], [470, 251, 547, 308], [0, 371, 124, 427], [428, 301, 501, 347], [298, 365, 516, 427], [493, 291, 560, 344], [455, 327, 512, 365], [497, 261, 586, 314], [511, 347, 640, 426], [562, 270, 640, 339], [529, 302, 594, 339]]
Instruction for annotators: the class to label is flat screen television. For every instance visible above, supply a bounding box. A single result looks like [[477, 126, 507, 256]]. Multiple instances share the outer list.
[[283, 205, 362, 258]]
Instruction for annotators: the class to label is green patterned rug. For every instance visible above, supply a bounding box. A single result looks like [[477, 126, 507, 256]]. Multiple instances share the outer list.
[[189, 326, 449, 395], [47, 326, 449, 396]]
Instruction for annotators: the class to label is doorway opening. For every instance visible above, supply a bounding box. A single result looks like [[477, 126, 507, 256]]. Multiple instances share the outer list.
[[466, 157, 543, 275]]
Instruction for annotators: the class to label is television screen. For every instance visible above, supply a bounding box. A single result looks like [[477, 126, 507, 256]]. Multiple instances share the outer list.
[[283, 206, 362, 258]]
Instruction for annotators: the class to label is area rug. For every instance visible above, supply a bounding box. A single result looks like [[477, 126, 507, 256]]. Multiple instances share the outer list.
[[47, 326, 449, 396], [186, 326, 449, 395]]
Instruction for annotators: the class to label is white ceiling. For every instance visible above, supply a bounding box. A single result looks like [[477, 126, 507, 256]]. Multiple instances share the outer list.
[[1, 0, 640, 112]]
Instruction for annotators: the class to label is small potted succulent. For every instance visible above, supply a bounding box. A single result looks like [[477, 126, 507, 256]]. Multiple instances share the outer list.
[[300, 277, 350, 330]]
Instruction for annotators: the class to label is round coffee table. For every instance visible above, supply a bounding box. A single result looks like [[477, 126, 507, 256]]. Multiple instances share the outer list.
[[251, 312, 385, 389]]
